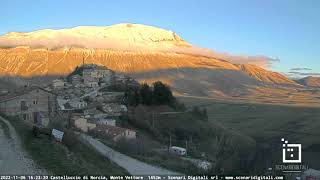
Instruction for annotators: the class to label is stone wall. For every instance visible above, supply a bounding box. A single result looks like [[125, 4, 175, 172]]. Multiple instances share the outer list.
[[0, 88, 56, 127]]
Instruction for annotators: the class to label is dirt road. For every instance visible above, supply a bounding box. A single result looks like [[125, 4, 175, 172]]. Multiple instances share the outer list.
[[0, 116, 47, 175]]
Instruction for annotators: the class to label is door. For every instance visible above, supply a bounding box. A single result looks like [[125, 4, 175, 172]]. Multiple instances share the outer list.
[[33, 112, 40, 124]]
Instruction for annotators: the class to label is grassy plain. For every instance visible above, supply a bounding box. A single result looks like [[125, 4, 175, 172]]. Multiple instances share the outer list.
[[178, 96, 320, 171]]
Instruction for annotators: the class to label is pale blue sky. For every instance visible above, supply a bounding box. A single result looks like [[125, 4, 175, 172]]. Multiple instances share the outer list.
[[1, 0, 319, 76]]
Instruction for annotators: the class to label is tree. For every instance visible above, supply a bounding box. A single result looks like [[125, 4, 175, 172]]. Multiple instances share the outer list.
[[192, 106, 201, 116], [191, 106, 208, 121], [139, 83, 153, 105], [152, 81, 174, 105], [134, 90, 140, 106], [202, 108, 208, 121], [126, 89, 140, 106]]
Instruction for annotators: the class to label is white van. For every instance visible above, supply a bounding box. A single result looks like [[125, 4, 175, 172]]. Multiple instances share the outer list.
[[169, 146, 187, 156]]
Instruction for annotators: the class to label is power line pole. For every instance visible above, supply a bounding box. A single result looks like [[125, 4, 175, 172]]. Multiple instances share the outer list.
[[185, 140, 188, 156], [152, 111, 155, 129]]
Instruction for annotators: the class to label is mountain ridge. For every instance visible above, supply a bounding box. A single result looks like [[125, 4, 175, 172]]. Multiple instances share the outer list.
[[0, 23, 300, 97], [297, 76, 320, 87], [0, 23, 191, 50]]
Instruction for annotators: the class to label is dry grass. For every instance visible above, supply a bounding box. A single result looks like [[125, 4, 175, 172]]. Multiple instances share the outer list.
[[8, 116, 128, 175], [178, 96, 320, 171]]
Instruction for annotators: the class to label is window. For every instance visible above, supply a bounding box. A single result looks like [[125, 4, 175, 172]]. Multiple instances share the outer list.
[[33, 100, 38, 105], [21, 101, 28, 111]]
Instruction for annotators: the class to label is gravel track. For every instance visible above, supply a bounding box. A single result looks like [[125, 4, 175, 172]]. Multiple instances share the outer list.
[[0, 116, 47, 175]]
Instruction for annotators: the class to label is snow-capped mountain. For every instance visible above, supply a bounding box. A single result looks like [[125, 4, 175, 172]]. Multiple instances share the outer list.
[[0, 23, 190, 50], [0, 23, 299, 97]]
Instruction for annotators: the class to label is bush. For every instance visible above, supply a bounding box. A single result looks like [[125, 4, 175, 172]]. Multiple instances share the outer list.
[[191, 106, 208, 121], [115, 138, 153, 156], [0, 119, 10, 138], [61, 129, 78, 148]]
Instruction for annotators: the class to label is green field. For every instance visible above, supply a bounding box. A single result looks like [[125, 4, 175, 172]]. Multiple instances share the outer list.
[[178, 96, 320, 171]]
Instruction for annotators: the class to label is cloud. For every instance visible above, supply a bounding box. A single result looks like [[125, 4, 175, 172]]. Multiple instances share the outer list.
[[170, 46, 278, 68], [288, 71, 320, 76], [290, 67, 312, 71], [287, 67, 319, 78], [214, 54, 278, 69]]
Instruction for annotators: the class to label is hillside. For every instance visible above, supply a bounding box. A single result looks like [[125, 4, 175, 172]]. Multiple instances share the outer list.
[[297, 76, 320, 87], [237, 64, 296, 85], [0, 23, 300, 97]]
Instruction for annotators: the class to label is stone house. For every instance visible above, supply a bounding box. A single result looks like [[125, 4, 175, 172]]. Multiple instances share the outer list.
[[73, 116, 96, 132], [83, 108, 116, 126], [89, 82, 99, 88], [96, 119, 116, 126], [91, 124, 136, 142], [0, 86, 56, 127], [92, 68, 113, 79], [71, 74, 82, 85], [82, 64, 113, 87], [68, 99, 87, 109], [102, 92, 125, 103], [52, 79, 65, 89], [102, 103, 127, 117], [114, 73, 126, 82], [83, 69, 97, 87], [57, 98, 74, 111], [84, 108, 105, 118]]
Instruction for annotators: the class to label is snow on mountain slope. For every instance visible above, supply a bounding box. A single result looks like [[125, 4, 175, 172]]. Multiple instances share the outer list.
[[0, 23, 190, 50], [0, 23, 300, 97], [0, 23, 276, 67]]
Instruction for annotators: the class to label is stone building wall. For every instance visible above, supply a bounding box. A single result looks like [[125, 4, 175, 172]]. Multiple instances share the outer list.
[[0, 88, 56, 127]]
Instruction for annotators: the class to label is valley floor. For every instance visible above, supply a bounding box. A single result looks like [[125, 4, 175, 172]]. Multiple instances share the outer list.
[[177, 92, 320, 108], [178, 96, 320, 171]]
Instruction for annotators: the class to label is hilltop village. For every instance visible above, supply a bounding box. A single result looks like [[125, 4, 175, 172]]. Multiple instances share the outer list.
[[0, 64, 214, 174], [0, 64, 140, 142]]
